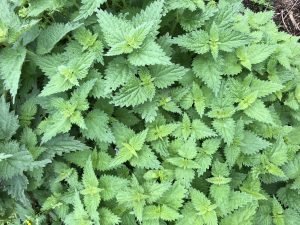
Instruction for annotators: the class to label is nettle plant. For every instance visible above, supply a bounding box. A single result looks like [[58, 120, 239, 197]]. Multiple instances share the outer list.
[[1, 0, 300, 224]]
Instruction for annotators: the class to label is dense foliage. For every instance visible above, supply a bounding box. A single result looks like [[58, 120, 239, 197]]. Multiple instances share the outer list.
[[1, 0, 300, 224]]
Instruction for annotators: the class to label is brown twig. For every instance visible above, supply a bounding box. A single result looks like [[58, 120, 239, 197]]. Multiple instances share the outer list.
[[282, 0, 300, 21], [288, 11, 300, 30], [281, 10, 291, 33]]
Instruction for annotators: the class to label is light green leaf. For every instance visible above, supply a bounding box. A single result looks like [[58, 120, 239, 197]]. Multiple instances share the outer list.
[[81, 109, 114, 143], [237, 44, 276, 70], [173, 30, 209, 54], [192, 83, 206, 117], [151, 64, 188, 88], [112, 76, 156, 107], [75, 0, 107, 21], [128, 40, 171, 66], [97, 10, 133, 46], [132, 0, 165, 36], [99, 208, 121, 225], [192, 55, 223, 94], [41, 134, 88, 160], [130, 146, 160, 169], [99, 175, 129, 201], [240, 131, 271, 155], [106, 23, 153, 56], [39, 115, 72, 144], [244, 100, 274, 124], [104, 56, 137, 94], [0, 96, 19, 140], [37, 23, 81, 54], [0, 46, 26, 100], [212, 118, 236, 145], [0, 142, 33, 180]]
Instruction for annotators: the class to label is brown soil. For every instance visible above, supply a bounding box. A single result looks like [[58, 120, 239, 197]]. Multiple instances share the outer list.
[[243, 0, 300, 36]]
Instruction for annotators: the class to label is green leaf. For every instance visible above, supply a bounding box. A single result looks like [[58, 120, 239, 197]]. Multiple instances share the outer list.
[[106, 23, 153, 56], [97, 10, 133, 47], [167, 0, 205, 11], [81, 109, 114, 143], [130, 146, 160, 169], [39, 115, 72, 144], [192, 83, 206, 117], [37, 23, 82, 54], [192, 55, 223, 94], [128, 40, 171, 66], [99, 175, 129, 201], [112, 76, 156, 107], [160, 183, 187, 210], [145, 181, 172, 203], [240, 131, 271, 155], [173, 30, 209, 54], [277, 187, 300, 213], [99, 208, 121, 225], [0, 142, 33, 180], [82, 157, 98, 188], [151, 64, 188, 88], [244, 100, 274, 124], [116, 176, 146, 221], [220, 204, 257, 225], [237, 44, 276, 70], [218, 29, 251, 52], [104, 56, 137, 94], [250, 78, 283, 98], [0, 96, 19, 140], [0, 46, 26, 100], [175, 114, 216, 140], [26, 0, 59, 17], [41, 134, 88, 160], [111, 129, 148, 167], [190, 189, 218, 225], [75, 0, 107, 21], [192, 120, 217, 140], [132, 0, 165, 36], [65, 191, 93, 225], [147, 123, 179, 141], [39, 52, 95, 96], [3, 174, 28, 204], [212, 118, 236, 145], [82, 157, 101, 221]]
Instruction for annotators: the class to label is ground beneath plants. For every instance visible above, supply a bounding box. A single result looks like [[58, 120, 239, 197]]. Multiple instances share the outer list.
[[243, 0, 300, 36]]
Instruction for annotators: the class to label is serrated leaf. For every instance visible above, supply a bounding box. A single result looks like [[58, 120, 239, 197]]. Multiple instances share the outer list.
[[132, 0, 164, 37], [128, 40, 171, 66], [192, 83, 206, 117], [112, 76, 155, 107], [99, 208, 121, 225], [212, 118, 236, 145], [97, 10, 133, 47], [75, 0, 107, 21], [240, 131, 271, 155], [244, 100, 274, 124], [173, 30, 209, 54], [0, 142, 33, 180], [0, 96, 19, 140], [151, 64, 188, 88], [37, 23, 81, 54], [0, 46, 26, 100], [104, 56, 137, 94], [192, 55, 222, 94], [81, 109, 114, 143]]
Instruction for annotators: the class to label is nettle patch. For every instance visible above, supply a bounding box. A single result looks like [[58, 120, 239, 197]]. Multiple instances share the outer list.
[[1, 0, 300, 224]]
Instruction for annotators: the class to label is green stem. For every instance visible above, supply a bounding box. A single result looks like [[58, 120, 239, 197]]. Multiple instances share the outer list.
[[105, 1, 109, 9], [122, 0, 127, 8], [170, 12, 179, 35]]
